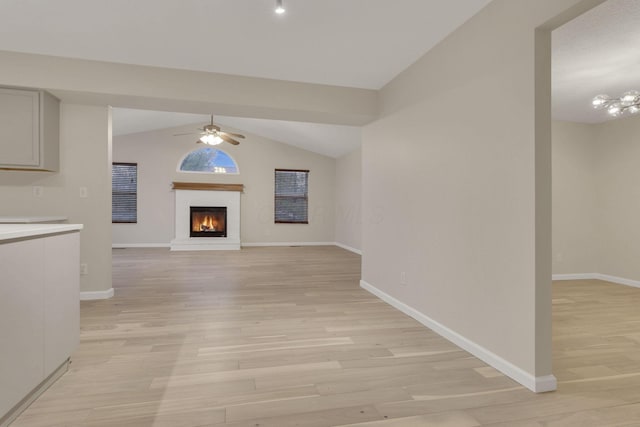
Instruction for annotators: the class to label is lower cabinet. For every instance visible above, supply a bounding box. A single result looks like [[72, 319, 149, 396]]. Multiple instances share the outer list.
[[0, 232, 79, 420], [44, 234, 80, 373]]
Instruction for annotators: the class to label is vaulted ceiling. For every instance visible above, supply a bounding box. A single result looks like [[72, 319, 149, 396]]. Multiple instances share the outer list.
[[0, 0, 493, 157], [0, 0, 491, 89], [1, 0, 637, 154]]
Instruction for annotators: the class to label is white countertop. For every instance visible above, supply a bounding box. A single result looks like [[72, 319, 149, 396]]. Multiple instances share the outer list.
[[0, 216, 68, 223], [0, 224, 83, 241]]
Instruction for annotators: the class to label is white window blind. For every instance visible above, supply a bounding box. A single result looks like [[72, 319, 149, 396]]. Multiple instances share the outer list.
[[112, 162, 137, 223], [274, 169, 309, 224]]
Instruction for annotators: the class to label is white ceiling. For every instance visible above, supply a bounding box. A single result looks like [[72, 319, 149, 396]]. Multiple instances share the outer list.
[[3, 0, 635, 153], [0, 0, 492, 157], [213, 116, 362, 158], [112, 108, 361, 158], [552, 0, 640, 123], [0, 0, 491, 90], [111, 0, 640, 154], [112, 109, 209, 137]]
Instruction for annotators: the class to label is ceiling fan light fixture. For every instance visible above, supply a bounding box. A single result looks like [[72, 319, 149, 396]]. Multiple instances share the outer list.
[[275, 0, 285, 14], [200, 134, 223, 145], [175, 115, 243, 146]]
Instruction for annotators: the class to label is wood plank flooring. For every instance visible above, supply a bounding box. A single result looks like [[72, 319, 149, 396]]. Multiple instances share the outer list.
[[9, 247, 640, 426]]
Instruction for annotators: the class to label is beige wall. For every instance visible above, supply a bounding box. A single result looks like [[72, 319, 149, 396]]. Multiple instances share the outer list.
[[361, 0, 603, 389], [552, 115, 640, 282], [551, 121, 598, 274], [0, 46, 368, 296], [0, 0, 607, 389], [593, 115, 640, 280], [0, 50, 376, 126], [335, 148, 361, 252], [112, 125, 336, 245], [0, 103, 112, 293]]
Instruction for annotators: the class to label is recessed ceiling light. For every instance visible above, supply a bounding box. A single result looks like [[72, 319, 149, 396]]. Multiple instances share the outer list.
[[275, 0, 286, 14]]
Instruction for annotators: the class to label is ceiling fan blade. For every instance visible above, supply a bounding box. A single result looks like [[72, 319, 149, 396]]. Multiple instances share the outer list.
[[219, 134, 240, 145], [173, 132, 199, 136], [223, 132, 245, 138]]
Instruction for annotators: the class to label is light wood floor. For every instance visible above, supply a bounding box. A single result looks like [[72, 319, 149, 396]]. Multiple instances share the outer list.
[[10, 247, 640, 426]]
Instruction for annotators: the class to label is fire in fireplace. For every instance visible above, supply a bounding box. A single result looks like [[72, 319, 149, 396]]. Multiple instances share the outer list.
[[190, 206, 227, 237]]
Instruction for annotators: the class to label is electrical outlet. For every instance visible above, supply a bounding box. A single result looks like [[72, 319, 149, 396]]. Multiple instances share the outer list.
[[400, 271, 407, 286], [80, 263, 88, 275], [79, 187, 88, 198], [33, 186, 43, 197]]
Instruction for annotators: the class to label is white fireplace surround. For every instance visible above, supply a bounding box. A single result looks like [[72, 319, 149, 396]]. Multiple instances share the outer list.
[[171, 187, 241, 251]]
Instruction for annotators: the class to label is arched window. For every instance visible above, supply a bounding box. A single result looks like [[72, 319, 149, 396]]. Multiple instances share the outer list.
[[178, 147, 239, 174]]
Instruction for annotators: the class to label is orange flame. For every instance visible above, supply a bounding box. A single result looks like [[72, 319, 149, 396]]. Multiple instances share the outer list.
[[193, 214, 220, 232]]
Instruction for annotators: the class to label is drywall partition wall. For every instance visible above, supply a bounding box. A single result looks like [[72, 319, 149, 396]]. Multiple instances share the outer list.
[[0, 104, 112, 295], [335, 148, 362, 253], [594, 115, 640, 282], [551, 121, 599, 275], [361, 0, 604, 392], [0, 50, 376, 126], [112, 124, 336, 246]]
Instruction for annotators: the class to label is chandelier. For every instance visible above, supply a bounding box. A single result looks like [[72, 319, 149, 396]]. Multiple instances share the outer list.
[[592, 91, 640, 117]]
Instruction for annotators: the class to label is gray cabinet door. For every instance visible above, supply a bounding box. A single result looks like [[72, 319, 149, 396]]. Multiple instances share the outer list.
[[0, 88, 40, 167]]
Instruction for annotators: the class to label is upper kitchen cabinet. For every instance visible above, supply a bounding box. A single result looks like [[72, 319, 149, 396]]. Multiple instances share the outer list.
[[0, 87, 60, 171]]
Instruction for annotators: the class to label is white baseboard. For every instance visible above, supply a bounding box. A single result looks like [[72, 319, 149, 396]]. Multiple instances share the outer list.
[[594, 273, 640, 288], [334, 242, 362, 255], [553, 273, 640, 289], [171, 238, 240, 251], [359, 280, 557, 393], [80, 288, 114, 301], [113, 242, 352, 252], [112, 243, 170, 248], [552, 273, 597, 281], [242, 242, 334, 247]]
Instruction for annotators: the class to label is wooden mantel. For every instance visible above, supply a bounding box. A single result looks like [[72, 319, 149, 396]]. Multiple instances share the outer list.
[[172, 182, 244, 192]]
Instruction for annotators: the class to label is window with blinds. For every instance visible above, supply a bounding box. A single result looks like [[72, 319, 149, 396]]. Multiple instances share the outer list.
[[274, 169, 309, 224], [112, 162, 137, 223]]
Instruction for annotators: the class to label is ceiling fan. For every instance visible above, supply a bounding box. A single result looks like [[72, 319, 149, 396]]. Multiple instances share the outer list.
[[174, 115, 245, 146]]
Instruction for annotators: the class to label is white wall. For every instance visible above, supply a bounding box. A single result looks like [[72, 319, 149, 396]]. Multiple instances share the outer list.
[[551, 121, 598, 274], [360, 0, 603, 392], [112, 124, 336, 245], [0, 103, 112, 293], [335, 148, 361, 253]]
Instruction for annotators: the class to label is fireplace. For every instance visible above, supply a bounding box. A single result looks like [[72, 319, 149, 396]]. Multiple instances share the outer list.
[[171, 184, 241, 251], [190, 206, 227, 237]]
